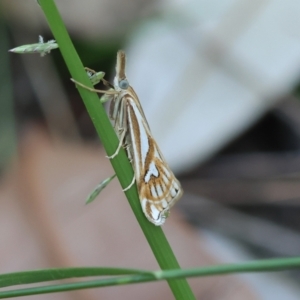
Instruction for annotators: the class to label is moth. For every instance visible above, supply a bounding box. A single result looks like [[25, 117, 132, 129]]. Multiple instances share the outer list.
[[74, 50, 183, 226]]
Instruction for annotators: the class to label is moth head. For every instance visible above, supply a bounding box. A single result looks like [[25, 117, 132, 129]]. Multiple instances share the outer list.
[[114, 50, 130, 91]]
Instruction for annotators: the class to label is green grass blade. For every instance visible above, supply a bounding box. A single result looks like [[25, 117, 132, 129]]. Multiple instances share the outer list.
[[37, 1, 195, 299], [1, 256, 300, 298], [0, 267, 152, 288]]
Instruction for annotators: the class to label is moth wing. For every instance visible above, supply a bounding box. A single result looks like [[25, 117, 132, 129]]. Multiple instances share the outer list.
[[140, 142, 183, 225], [126, 97, 183, 226]]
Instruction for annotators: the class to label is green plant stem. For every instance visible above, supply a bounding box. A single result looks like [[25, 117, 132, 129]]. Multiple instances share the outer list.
[[38, 1, 195, 299]]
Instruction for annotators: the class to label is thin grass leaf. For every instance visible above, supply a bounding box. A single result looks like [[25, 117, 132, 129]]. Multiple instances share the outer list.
[[86, 174, 116, 204], [1, 256, 300, 298], [0, 267, 152, 288]]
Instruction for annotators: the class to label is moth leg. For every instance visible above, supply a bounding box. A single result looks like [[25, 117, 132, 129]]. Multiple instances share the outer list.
[[123, 144, 133, 163], [84, 67, 97, 74], [70, 78, 118, 95], [122, 175, 135, 192], [106, 128, 127, 159], [100, 93, 114, 104], [83, 67, 113, 89], [102, 77, 114, 89]]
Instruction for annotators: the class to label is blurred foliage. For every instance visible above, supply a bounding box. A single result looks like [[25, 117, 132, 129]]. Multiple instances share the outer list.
[[0, 14, 16, 171]]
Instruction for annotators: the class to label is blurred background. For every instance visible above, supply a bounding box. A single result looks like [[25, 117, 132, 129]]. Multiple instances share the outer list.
[[1, 0, 300, 299]]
